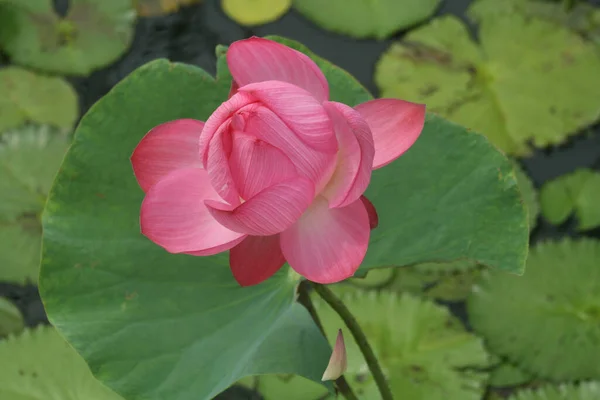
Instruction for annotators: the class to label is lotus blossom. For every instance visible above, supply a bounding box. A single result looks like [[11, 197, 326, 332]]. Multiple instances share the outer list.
[[131, 37, 425, 286]]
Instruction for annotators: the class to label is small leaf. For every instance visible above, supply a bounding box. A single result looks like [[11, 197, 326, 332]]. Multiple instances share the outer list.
[[0, 297, 24, 337], [222, 0, 291, 26], [293, 0, 442, 39], [237, 375, 331, 400], [468, 238, 600, 380], [540, 168, 600, 230], [489, 361, 534, 388], [0, 125, 69, 284], [508, 382, 600, 400], [0, 67, 78, 133], [314, 291, 491, 400], [0, 325, 125, 399], [134, 0, 203, 17], [0, 0, 135, 76], [513, 161, 539, 231], [375, 13, 600, 155]]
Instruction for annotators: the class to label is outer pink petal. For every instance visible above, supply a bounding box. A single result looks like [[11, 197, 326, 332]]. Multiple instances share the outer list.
[[229, 235, 286, 286], [140, 168, 246, 254], [206, 125, 241, 206], [229, 132, 297, 199], [199, 91, 256, 166], [244, 106, 336, 192], [131, 119, 204, 193], [321, 102, 374, 208], [360, 195, 379, 229], [354, 99, 426, 169], [240, 81, 337, 153], [280, 196, 370, 284], [227, 37, 329, 103], [184, 235, 247, 256], [205, 177, 315, 236]]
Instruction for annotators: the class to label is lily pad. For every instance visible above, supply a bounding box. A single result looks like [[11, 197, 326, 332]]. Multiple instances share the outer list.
[[375, 14, 600, 155], [0, 325, 125, 399], [540, 168, 600, 230], [134, 0, 203, 16], [513, 161, 539, 231], [0, 67, 78, 133], [508, 382, 600, 400], [0, 0, 135, 76], [0, 126, 69, 284], [222, 0, 291, 26], [314, 291, 491, 400], [0, 297, 24, 337], [292, 0, 441, 39], [238, 375, 331, 400], [489, 361, 535, 388], [468, 238, 600, 380]]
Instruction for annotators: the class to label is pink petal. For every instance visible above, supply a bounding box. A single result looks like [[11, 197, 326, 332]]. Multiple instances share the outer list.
[[140, 168, 246, 254], [184, 235, 247, 256], [321, 102, 374, 208], [240, 80, 337, 153], [228, 80, 240, 98], [243, 105, 336, 192], [229, 235, 286, 286], [227, 37, 329, 103], [229, 132, 297, 199], [360, 195, 379, 229], [131, 119, 204, 192], [322, 329, 348, 381], [205, 177, 315, 236], [199, 91, 256, 167], [206, 125, 240, 206], [280, 196, 370, 283], [354, 99, 426, 169]]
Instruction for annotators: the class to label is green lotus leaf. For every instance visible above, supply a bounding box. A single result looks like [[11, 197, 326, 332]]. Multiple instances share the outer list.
[[508, 382, 600, 400], [489, 361, 535, 388], [0, 125, 69, 284], [0, 297, 24, 337], [0, 0, 135, 76], [314, 291, 490, 400], [292, 0, 441, 39], [513, 161, 539, 231], [375, 14, 600, 155], [540, 168, 600, 230], [0, 67, 78, 133], [468, 238, 600, 380], [0, 325, 125, 399]]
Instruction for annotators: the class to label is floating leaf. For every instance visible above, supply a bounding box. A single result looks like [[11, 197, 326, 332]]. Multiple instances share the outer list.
[[468, 239, 600, 380], [0, 126, 69, 284], [0, 297, 24, 337], [222, 0, 291, 26], [238, 375, 331, 400], [508, 382, 600, 400], [133, 0, 202, 17], [314, 291, 490, 400], [0, 0, 135, 76], [0, 325, 124, 399], [375, 14, 600, 155], [0, 67, 78, 133], [489, 360, 535, 388], [39, 36, 526, 400], [513, 161, 539, 231], [540, 168, 600, 230], [293, 0, 441, 39]]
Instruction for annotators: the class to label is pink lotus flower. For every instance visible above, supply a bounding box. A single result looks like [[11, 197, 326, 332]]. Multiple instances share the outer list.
[[131, 38, 425, 286]]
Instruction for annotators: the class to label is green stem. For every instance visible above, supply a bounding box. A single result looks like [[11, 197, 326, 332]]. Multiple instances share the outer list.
[[312, 283, 394, 400], [297, 282, 359, 400]]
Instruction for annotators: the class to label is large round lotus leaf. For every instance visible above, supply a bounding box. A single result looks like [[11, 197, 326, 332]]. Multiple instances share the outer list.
[[468, 239, 600, 380], [0, 126, 69, 284], [508, 382, 600, 400], [0, 297, 24, 337], [313, 291, 491, 400], [0, 67, 78, 133], [134, 0, 202, 16], [0, 325, 125, 400], [222, 0, 291, 26], [292, 0, 441, 39], [40, 35, 526, 400], [0, 0, 135, 76], [375, 13, 600, 156], [540, 169, 600, 231]]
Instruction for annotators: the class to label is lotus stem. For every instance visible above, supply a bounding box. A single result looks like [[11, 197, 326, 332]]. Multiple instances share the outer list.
[[297, 281, 359, 400], [312, 283, 394, 400]]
